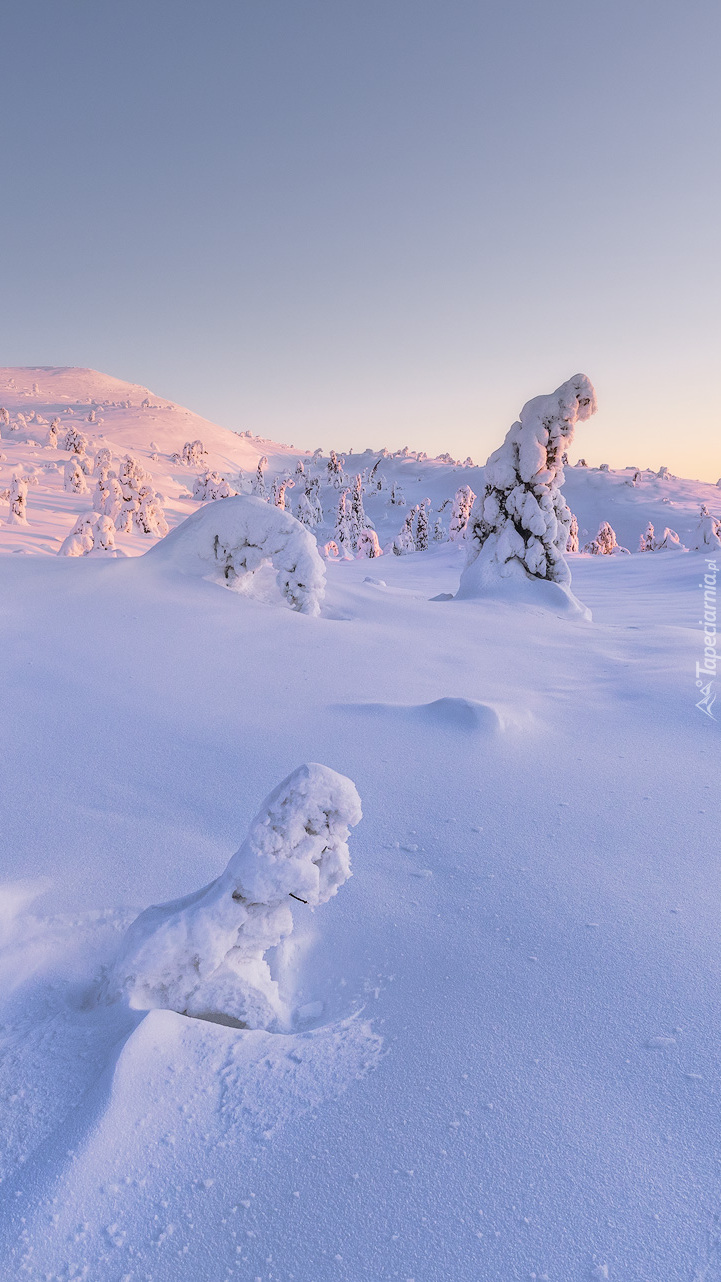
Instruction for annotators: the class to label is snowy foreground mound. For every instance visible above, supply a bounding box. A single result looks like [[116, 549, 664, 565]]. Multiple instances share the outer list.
[[110, 764, 360, 1029], [145, 494, 326, 616]]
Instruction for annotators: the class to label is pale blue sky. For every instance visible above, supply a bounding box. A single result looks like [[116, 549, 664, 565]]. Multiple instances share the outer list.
[[1, 1, 719, 477]]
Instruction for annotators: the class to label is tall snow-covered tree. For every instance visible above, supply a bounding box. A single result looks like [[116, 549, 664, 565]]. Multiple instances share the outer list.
[[251, 456, 268, 499], [389, 480, 405, 506], [47, 417, 60, 448], [639, 522, 656, 552], [327, 450, 345, 488], [392, 507, 417, 555], [459, 375, 597, 610], [272, 477, 294, 510], [415, 499, 430, 550], [334, 491, 354, 556], [449, 486, 476, 541]]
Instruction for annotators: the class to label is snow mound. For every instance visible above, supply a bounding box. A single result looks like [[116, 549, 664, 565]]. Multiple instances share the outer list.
[[341, 696, 526, 734], [144, 495, 326, 616], [109, 764, 362, 1029]]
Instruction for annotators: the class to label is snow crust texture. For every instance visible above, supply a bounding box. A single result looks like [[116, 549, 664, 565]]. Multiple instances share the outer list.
[[110, 764, 361, 1029], [145, 494, 326, 615]]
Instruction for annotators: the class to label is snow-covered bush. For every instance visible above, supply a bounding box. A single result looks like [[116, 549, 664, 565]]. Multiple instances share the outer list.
[[63, 427, 88, 455], [654, 527, 686, 551], [182, 439, 206, 467], [58, 513, 97, 556], [392, 508, 417, 555], [146, 495, 326, 616], [449, 486, 475, 541], [7, 475, 29, 525], [583, 522, 629, 555], [566, 513, 579, 552], [639, 522, 656, 552], [108, 764, 361, 1028], [458, 374, 597, 614], [64, 458, 88, 494], [356, 528, 382, 558], [690, 505, 721, 551], [193, 470, 233, 501], [251, 456, 268, 499]]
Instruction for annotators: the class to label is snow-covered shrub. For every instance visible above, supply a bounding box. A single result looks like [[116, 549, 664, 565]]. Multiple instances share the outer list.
[[64, 458, 88, 494], [108, 764, 361, 1028], [458, 374, 597, 613], [58, 513, 97, 556], [87, 409, 96, 424], [657, 466, 672, 480], [599, 463, 609, 472], [193, 470, 233, 501], [322, 540, 340, 559], [628, 470, 641, 487], [449, 486, 475, 542], [63, 427, 88, 455], [272, 476, 294, 510], [415, 499, 430, 550], [251, 456, 268, 499], [356, 528, 382, 558], [389, 480, 405, 506], [182, 439, 206, 467], [7, 475, 29, 525], [575, 458, 588, 467], [392, 507, 417, 555], [583, 522, 629, 555], [95, 446, 111, 474], [690, 505, 721, 551], [146, 495, 326, 616], [47, 418, 60, 448], [654, 527, 686, 551], [566, 513, 579, 553], [639, 522, 656, 552]]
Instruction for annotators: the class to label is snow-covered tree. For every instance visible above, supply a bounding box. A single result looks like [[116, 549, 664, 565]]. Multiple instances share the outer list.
[[566, 513, 579, 552], [368, 457, 385, 491], [7, 475, 29, 525], [193, 470, 233, 501], [296, 476, 323, 528], [433, 515, 447, 543], [64, 426, 88, 455], [334, 491, 354, 557], [114, 455, 168, 536], [657, 466, 672, 480], [95, 446, 111, 473], [146, 496, 326, 616], [47, 417, 60, 448], [87, 409, 96, 424], [356, 528, 382, 558], [690, 505, 721, 551], [58, 512, 97, 556], [392, 507, 417, 555], [415, 499, 430, 550], [350, 474, 368, 544], [64, 457, 88, 494], [182, 439, 206, 467], [327, 450, 345, 488], [0, 407, 9, 430], [251, 456, 268, 499], [583, 521, 629, 555], [272, 476, 294, 510], [89, 514, 117, 556], [109, 764, 360, 1028], [449, 485, 476, 541], [389, 480, 405, 506], [136, 485, 169, 537], [576, 458, 588, 467], [294, 459, 305, 481], [639, 522, 656, 552], [459, 375, 597, 610]]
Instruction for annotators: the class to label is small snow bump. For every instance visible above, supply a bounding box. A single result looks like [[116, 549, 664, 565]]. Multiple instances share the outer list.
[[645, 1036, 676, 1049]]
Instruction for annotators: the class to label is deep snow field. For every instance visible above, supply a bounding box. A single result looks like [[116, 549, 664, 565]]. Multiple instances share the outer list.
[[0, 368, 719, 1281]]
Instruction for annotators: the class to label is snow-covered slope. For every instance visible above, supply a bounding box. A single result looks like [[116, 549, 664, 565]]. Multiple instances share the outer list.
[[1, 367, 720, 560], [0, 367, 719, 1281]]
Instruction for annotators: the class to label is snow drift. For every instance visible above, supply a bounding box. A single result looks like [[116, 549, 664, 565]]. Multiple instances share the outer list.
[[145, 494, 326, 616], [109, 763, 362, 1029]]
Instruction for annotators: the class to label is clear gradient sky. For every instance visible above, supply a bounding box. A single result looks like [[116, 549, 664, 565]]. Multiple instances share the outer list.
[[1, 1, 719, 477]]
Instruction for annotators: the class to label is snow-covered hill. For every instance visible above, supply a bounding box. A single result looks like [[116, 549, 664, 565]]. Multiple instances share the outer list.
[[1, 367, 719, 559]]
